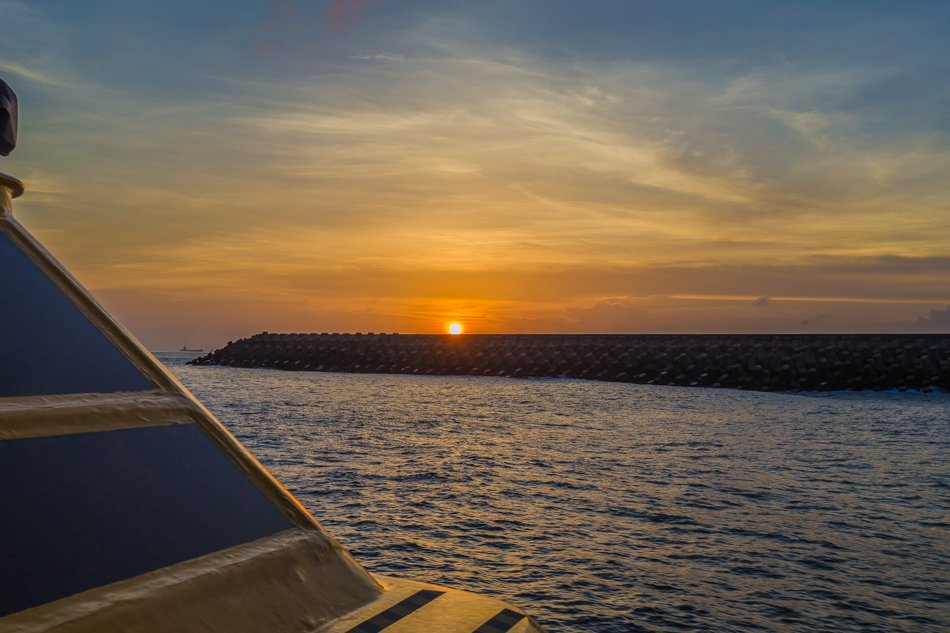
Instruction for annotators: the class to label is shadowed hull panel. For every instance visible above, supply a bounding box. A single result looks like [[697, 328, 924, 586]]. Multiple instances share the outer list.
[[0, 423, 293, 616]]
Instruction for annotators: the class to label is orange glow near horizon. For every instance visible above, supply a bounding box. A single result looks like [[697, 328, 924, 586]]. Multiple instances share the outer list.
[[448, 323, 464, 335]]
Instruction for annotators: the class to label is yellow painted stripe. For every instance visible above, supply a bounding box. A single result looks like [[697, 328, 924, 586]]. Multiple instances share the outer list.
[[319, 576, 545, 633], [345, 589, 444, 632]]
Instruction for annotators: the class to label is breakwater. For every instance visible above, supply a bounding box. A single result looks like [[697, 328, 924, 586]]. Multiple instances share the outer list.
[[188, 333, 949, 392]]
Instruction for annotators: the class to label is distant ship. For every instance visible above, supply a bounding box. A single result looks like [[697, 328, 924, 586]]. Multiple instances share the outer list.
[[180, 345, 203, 352]]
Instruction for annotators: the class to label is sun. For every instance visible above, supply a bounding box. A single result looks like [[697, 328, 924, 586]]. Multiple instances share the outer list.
[[448, 322, 463, 335]]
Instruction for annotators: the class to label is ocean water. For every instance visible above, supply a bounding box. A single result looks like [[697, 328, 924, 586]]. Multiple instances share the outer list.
[[158, 352, 949, 632]]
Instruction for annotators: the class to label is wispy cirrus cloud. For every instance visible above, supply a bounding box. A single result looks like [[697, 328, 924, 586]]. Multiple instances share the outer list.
[[0, 60, 67, 88], [2, 1, 948, 346]]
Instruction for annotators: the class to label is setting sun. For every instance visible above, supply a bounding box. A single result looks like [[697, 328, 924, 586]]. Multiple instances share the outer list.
[[448, 323, 464, 335]]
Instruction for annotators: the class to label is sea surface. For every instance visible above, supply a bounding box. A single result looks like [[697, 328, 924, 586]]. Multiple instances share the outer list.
[[158, 351, 949, 632]]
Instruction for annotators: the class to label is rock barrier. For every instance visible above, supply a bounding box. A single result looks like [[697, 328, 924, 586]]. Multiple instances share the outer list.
[[188, 333, 949, 393]]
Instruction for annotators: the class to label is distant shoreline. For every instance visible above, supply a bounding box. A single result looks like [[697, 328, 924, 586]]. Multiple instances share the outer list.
[[188, 333, 949, 394]]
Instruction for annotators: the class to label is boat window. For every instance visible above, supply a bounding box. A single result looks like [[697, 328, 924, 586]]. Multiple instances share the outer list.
[[0, 230, 154, 396], [0, 423, 294, 616]]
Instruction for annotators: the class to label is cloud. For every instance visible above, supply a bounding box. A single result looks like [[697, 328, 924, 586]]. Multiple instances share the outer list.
[[0, 60, 65, 88], [5, 2, 950, 347], [799, 312, 828, 327], [915, 306, 950, 332]]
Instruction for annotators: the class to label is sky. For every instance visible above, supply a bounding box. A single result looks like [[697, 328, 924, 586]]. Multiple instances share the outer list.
[[1, 0, 949, 349]]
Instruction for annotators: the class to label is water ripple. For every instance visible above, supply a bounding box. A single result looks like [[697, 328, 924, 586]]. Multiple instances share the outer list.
[[160, 353, 950, 632]]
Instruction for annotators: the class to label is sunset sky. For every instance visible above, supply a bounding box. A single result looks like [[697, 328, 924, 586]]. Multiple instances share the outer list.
[[2, 0, 949, 349]]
